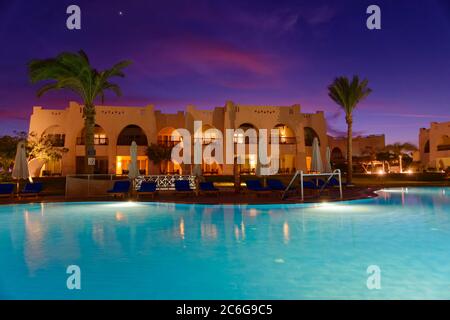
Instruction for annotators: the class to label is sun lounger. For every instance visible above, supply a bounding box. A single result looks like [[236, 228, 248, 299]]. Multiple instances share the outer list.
[[136, 181, 157, 199], [19, 182, 43, 198], [199, 181, 219, 196], [267, 178, 293, 197], [245, 180, 271, 195], [0, 183, 15, 198], [175, 180, 195, 195], [303, 180, 320, 189], [317, 177, 341, 187], [267, 179, 287, 191], [107, 180, 131, 198]]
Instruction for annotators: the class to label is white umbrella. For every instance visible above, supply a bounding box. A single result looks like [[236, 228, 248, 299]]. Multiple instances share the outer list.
[[255, 160, 261, 176], [325, 146, 332, 173], [128, 141, 139, 179], [311, 137, 323, 173], [12, 141, 32, 182]]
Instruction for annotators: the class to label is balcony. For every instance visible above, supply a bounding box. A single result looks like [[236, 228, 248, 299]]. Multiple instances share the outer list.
[[194, 138, 219, 145], [233, 137, 258, 144], [117, 136, 147, 146], [437, 144, 450, 151], [157, 139, 182, 147], [272, 137, 296, 144], [77, 137, 109, 145]]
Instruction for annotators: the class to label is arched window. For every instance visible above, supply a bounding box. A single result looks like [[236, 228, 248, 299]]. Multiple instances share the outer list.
[[158, 127, 182, 147], [42, 125, 65, 147], [76, 125, 108, 145], [274, 124, 296, 144], [117, 125, 148, 146], [304, 127, 320, 147], [234, 123, 258, 144], [331, 147, 344, 160]]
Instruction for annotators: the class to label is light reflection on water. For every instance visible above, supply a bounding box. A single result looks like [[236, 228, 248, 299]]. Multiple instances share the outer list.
[[0, 187, 449, 299]]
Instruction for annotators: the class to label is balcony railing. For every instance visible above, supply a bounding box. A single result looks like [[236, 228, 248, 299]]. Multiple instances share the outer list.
[[437, 144, 450, 151], [157, 139, 182, 147], [273, 137, 296, 144], [76, 137, 109, 145], [117, 136, 147, 146], [194, 138, 220, 145], [233, 137, 296, 144], [233, 137, 258, 144]]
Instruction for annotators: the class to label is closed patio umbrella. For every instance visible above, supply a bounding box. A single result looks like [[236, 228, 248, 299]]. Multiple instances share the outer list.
[[128, 141, 139, 179], [255, 160, 261, 176], [325, 146, 332, 173], [311, 137, 323, 173], [12, 141, 32, 191]]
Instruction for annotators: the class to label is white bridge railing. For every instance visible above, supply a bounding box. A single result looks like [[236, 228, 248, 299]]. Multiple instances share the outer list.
[[134, 175, 196, 190], [65, 174, 197, 198], [282, 169, 343, 201]]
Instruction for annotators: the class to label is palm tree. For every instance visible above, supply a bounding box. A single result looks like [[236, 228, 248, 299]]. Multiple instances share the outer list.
[[328, 76, 372, 184], [384, 142, 417, 155], [28, 50, 132, 173]]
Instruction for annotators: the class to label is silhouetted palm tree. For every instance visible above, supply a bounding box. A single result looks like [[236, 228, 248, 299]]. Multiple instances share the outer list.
[[328, 76, 372, 184], [28, 50, 131, 173]]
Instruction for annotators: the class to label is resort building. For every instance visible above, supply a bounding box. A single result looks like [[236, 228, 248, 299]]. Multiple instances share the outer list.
[[28, 101, 328, 176], [327, 134, 386, 162], [418, 121, 450, 170]]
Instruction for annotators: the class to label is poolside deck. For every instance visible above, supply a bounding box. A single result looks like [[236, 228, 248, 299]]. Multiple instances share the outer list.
[[0, 187, 379, 205]]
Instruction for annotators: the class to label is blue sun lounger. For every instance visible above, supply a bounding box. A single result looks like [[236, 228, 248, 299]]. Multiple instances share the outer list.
[[136, 181, 158, 199], [19, 182, 43, 198], [175, 180, 194, 195], [0, 183, 15, 198], [267, 179, 287, 191], [303, 180, 320, 190], [107, 180, 131, 198], [245, 180, 271, 195], [199, 181, 219, 196]]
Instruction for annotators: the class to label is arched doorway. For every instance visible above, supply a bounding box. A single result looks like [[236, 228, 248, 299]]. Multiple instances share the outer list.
[[331, 147, 344, 161], [274, 124, 296, 144], [158, 127, 182, 147], [117, 125, 148, 146], [234, 123, 258, 144], [76, 124, 108, 145], [155, 127, 182, 174], [39, 125, 66, 176], [304, 127, 320, 147], [115, 125, 149, 175]]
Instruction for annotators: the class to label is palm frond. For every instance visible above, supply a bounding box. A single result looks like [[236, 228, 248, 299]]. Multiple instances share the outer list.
[[328, 75, 372, 116]]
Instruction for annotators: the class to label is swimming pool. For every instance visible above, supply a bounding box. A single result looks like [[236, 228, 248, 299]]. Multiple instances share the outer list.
[[0, 187, 449, 299]]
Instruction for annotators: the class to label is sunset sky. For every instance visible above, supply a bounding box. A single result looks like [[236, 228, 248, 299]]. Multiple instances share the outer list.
[[0, 0, 449, 143]]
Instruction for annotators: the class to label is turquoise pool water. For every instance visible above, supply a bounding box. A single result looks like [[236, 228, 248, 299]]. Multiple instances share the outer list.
[[0, 187, 449, 299]]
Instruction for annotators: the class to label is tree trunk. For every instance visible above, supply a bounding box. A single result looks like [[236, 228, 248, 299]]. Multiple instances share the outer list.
[[346, 115, 353, 185], [84, 104, 96, 174], [233, 156, 240, 193]]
